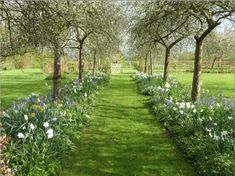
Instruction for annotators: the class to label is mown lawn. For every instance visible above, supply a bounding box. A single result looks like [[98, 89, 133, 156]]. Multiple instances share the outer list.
[[62, 72, 196, 176], [1, 68, 233, 109], [172, 72, 234, 99], [0, 69, 77, 109]]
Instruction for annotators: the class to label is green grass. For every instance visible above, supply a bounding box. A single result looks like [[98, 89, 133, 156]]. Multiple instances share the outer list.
[[0, 68, 77, 109], [62, 71, 196, 176], [1, 68, 233, 109], [172, 72, 234, 99]]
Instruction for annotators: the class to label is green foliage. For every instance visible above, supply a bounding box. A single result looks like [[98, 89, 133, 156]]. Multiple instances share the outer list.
[[196, 153, 233, 176]]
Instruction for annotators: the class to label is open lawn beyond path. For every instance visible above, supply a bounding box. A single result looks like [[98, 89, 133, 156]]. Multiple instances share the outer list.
[[0, 69, 77, 109], [172, 72, 234, 99], [62, 72, 196, 176]]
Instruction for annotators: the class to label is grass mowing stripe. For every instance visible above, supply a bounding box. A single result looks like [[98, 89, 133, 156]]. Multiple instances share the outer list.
[[62, 72, 196, 176]]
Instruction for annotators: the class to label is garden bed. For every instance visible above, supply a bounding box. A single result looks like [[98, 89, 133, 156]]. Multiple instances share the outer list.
[[134, 72, 235, 176], [0, 72, 109, 176]]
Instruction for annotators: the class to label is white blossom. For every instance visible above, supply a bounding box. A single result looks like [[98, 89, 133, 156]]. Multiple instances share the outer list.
[[191, 104, 195, 109], [46, 128, 54, 139], [3, 111, 9, 117], [17, 132, 25, 139], [24, 114, 28, 121], [43, 122, 50, 128], [52, 118, 57, 121], [206, 128, 212, 137], [165, 82, 170, 88], [186, 102, 191, 109], [221, 131, 228, 136], [30, 123, 35, 130], [228, 116, 233, 120], [213, 135, 219, 141]]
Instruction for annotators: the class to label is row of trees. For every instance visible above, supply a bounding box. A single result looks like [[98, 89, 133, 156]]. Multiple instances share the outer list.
[[129, 0, 235, 102], [0, 0, 123, 101], [204, 29, 235, 69], [1, 0, 234, 103]]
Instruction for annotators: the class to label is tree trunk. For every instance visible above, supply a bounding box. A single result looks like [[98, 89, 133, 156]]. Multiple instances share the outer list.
[[53, 45, 61, 101], [78, 44, 84, 82], [211, 56, 218, 69], [219, 58, 223, 73], [163, 47, 170, 82], [144, 54, 147, 73], [92, 50, 96, 76], [149, 51, 153, 75], [97, 57, 100, 71], [191, 23, 218, 102], [67, 0, 70, 7], [191, 39, 203, 102]]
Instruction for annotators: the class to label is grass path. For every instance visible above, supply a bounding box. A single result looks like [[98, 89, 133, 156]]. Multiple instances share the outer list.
[[62, 73, 196, 176]]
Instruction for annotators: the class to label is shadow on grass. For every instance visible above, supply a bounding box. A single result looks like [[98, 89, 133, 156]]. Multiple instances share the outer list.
[[62, 73, 196, 176]]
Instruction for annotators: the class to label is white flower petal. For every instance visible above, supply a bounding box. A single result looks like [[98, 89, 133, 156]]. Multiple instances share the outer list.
[[24, 114, 28, 121], [46, 128, 54, 139], [17, 132, 25, 139], [43, 122, 50, 128]]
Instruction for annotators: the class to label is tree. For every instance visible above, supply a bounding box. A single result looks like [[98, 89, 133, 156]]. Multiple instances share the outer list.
[[129, 0, 190, 81], [128, 37, 153, 74], [66, 0, 121, 82], [204, 30, 235, 70], [5, 0, 69, 101], [0, 1, 29, 58], [85, 32, 120, 76], [187, 0, 235, 102]]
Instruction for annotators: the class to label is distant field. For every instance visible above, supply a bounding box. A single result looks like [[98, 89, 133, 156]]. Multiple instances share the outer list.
[[172, 72, 234, 99], [0, 69, 77, 109]]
